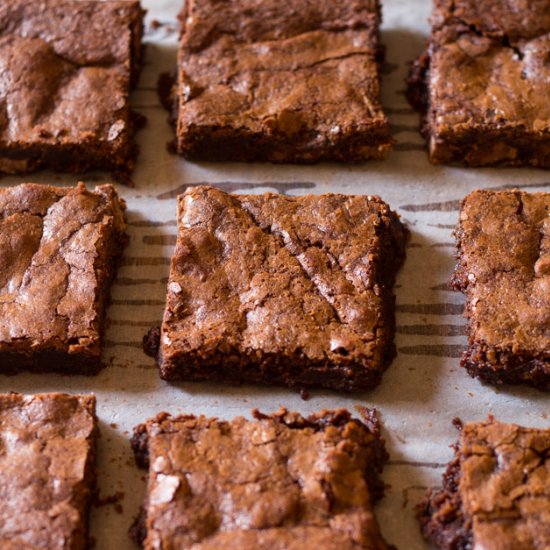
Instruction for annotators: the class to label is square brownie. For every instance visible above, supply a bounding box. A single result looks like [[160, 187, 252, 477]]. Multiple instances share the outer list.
[[153, 185, 406, 392], [0, 392, 97, 550], [0, 0, 145, 177], [164, 0, 392, 163], [452, 189, 550, 389], [131, 408, 391, 549], [0, 182, 127, 374], [408, 0, 550, 167], [419, 418, 550, 550]]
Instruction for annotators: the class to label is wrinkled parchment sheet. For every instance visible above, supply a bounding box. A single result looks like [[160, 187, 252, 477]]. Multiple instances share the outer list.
[[2, 0, 548, 548]]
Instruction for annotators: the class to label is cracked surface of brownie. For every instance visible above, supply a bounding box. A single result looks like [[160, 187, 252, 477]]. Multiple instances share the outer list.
[[452, 189, 550, 389], [0, 392, 97, 550], [0, 182, 127, 374], [155, 185, 407, 391], [419, 418, 550, 550], [131, 408, 392, 550], [407, 0, 550, 167], [0, 0, 145, 177], [167, 0, 393, 163]]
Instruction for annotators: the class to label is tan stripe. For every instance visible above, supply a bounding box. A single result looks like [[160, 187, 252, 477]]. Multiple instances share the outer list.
[[127, 220, 177, 227], [396, 303, 463, 315], [431, 242, 454, 248], [108, 319, 159, 327], [429, 282, 453, 291], [398, 344, 464, 357], [396, 324, 466, 336], [120, 257, 171, 266], [428, 223, 455, 229], [143, 235, 178, 246], [389, 124, 418, 134], [400, 199, 461, 212], [115, 277, 168, 286], [388, 460, 447, 468], [393, 143, 425, 152], [105, 340, 143, 349], [111, 299, 166, 306]]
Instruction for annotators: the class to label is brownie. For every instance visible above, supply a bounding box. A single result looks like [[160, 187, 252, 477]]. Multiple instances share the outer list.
[[0, 182, 127, 374], [162, 0, 393, 163], [131, 408, 392, 549], [152, 185, 407, 392], [419, 418, 550, 550], [0, 392, 97, 550], [0, 0, 145, 178], [452, 189, 550, 389], [408, 0, 550, 167]]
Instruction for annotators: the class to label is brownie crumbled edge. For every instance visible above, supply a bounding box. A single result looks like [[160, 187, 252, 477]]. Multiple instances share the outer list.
[[419, 417, 550, 550], [130, 407, 393, 549], [0, 182, 128, 374], [0, 392, 98, 550]]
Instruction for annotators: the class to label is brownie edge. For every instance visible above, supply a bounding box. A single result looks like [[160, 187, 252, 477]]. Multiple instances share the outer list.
[[419, 418, 550, 550], [131, 408, 393, 549], [155, 186, 407, 392]]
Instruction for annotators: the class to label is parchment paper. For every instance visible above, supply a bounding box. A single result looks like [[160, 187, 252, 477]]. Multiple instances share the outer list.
[[2, 0, 548, 548]]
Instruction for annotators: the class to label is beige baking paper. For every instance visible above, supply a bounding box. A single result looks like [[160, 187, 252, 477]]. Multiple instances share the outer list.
[[1, 0, 548, 548]]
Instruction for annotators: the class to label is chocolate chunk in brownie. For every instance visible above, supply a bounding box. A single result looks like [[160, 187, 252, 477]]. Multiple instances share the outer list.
[[452, 189, 550, 389], [0, 0, 145, 178], [164, 0, 393, 163], [408, 0, 550, 167], [0, 182, 128, 374], [131, 408, 392, 549], [154, 185, 407, 392], [419, 418, 550, 550], [0, 392, 97, 550]]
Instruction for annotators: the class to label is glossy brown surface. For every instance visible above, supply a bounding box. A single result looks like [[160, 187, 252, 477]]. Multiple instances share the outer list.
[[0, 183, 127, 374], [0, 393, 97, 550], [408, 0, 550, 167], [0, 0, 144, 176], [452, 189, 550, 388], [420, 418, 550, 550], [157, 185, 406, 391], [131, 408, 391, 550], [168, 0, 392, 162]]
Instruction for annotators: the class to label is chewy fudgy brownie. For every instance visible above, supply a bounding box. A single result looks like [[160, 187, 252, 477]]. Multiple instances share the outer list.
[[150, 185, 406, 392], [0, 393, 97, 550], [162, 0, 393, 163], [0, 0, 145, 178], [131, 408, 392, 550], [452, 189, 550, 389], [0, 183, 127, 374], [419, 418, 550, 550], [408, 0, 550, 167]]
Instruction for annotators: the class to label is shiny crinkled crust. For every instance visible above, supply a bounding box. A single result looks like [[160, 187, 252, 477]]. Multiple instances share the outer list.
[[157, 185, 407, 392], [452, 189, 550, 389], [131, 408, 392, 550], [419, 418, 550, 550], [0, 182, 128, 374], [408, 0, 550, 167], [0, 0, 145, 177], [0, 393, 97, 550], [169, 0, 393, 163]]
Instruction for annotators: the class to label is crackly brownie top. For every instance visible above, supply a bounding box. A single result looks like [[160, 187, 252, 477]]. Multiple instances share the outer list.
[[0, 183, 126, 354], [432, 0, 550, 40], [458, 419, 550, 550], [161, 186, 405, 369], [178, 0, 387, 137], [133, 408, 390, 549], [454, 189, 550, 354], [427, 0, 550, 133], [0, 0, 143, 148], [0, 392, 96, 549]]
